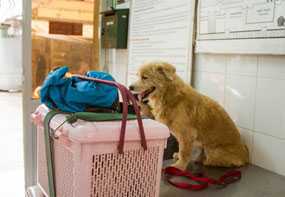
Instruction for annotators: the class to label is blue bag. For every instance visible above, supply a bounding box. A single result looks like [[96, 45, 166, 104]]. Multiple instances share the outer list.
[[40, 66, 118, 112]]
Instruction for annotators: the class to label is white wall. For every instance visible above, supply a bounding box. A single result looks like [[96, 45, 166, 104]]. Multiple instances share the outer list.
[[193, 54, 285, 176], [104, 49, 129, 85]]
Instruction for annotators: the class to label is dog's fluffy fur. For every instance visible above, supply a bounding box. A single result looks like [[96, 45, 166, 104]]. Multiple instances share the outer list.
[[130, 61, 249, 170]]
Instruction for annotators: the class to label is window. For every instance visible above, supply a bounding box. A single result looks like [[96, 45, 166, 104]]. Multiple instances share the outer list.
[[49, 21, 83, 35]]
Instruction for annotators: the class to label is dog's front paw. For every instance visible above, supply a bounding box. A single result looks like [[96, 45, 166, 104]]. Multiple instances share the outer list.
[[171, 160, 188, 171], [172, 152, 179, 160]]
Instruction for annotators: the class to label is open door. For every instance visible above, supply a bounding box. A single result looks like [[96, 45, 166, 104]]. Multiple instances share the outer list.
[[22, 0, 100, 188]]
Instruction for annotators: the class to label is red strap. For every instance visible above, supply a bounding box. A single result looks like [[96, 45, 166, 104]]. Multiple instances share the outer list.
[[73, 75, 147, 154], [125, 88, 147, 151], [163, 167, 241, 190]]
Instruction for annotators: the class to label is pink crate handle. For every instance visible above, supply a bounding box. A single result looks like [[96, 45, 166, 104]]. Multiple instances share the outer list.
[[73, 74, 147, 153]]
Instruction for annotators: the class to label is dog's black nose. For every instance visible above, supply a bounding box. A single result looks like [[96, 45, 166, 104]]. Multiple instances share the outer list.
[[129, 85, 134, 91]]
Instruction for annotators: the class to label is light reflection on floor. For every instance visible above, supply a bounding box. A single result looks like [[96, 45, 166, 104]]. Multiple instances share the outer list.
[[0, 92, 24, 196]]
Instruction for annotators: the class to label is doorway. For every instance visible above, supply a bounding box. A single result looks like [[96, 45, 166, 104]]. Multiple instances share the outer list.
[[22, 0, 100, 191], [0, 0, 24, 196]]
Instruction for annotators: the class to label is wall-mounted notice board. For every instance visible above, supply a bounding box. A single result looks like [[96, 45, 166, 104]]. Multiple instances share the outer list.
[[196, 0, 285, 55], [127, 0, 195, 84], [198, 0, 285, 40]]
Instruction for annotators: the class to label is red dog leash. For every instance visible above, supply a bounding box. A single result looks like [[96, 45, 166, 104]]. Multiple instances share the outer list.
[[163, 166, 241, 190]]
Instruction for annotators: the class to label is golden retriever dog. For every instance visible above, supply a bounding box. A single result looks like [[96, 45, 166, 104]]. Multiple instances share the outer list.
[[129, 61, 249, 170]]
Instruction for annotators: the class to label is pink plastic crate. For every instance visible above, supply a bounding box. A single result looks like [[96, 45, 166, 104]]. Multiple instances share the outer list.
[[30, 105, 170, 197]]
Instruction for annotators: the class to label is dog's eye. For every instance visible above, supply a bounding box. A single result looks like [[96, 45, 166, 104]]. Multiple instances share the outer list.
[[141, 76, 148, 80]]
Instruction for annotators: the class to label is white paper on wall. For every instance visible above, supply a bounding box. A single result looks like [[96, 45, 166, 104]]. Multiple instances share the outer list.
[[198, 0, 285, 40], [127, 0, 194, 85]]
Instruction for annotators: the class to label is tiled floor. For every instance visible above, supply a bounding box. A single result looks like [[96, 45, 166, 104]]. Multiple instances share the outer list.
[[0, 92, 25, 196]]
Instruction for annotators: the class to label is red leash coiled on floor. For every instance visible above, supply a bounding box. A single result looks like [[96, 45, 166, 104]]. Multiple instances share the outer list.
[[163, 166, 241, 190]]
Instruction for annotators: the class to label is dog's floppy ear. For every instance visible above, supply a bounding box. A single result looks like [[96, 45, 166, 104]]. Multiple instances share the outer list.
[[156, 63, 176, 81]]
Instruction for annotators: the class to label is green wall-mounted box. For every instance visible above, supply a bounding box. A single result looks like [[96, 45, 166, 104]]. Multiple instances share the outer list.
[[101, 9, 129, 49]]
